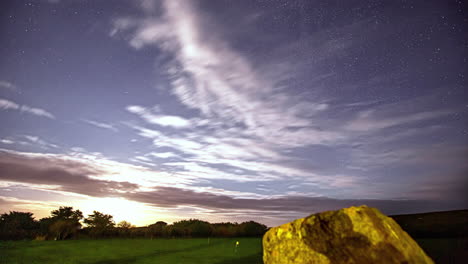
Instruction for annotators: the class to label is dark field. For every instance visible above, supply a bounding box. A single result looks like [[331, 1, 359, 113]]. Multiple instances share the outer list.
[[416, 238, 468, 264], [391, 210, 468, 238], [390, 210, 468, 264]]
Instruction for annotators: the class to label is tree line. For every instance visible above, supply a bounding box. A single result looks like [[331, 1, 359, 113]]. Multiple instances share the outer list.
[[0, 207, 268, 240]]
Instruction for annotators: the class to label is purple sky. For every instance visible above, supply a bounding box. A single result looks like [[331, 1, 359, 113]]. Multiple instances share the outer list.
[[0, 0, 467, 227]]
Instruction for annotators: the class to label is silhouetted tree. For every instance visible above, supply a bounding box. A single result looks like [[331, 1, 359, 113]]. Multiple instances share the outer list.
[[0, 211, 39, 240], [84, 211, 115, 237], [38, 217, 54, 237], [212, 222, 239, 237], [51, 207, 83, 222], [0, 207, 270, 240], [49, 220, 79, 240], [171, 219, 213, 237], [148, 221, 168, 238], [116, 221, 134, 237], [239, 221, 268, 237], [117, 220, 134, 229], [40, 207, 83, 240]]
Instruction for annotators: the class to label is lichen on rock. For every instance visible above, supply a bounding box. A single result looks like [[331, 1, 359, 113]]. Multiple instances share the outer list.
[[263, 205, 434, 264]]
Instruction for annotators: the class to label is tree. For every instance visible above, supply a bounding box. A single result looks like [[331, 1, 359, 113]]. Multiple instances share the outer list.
[[116, 221, 134, 237], [51, 207, 83, 222], [239, 221, 268, 237], [84, 211, 115, 237], [38, 217, 54, 237], [43, 206, 83, 240], [212, 222, 238, 237], [0, 211, 39, 240], [117, 221, 134, 229], [148, 221, 167, 238], [49, 220, 79, 240], [171, 219, 212, 237], [84, 211, 115, 229]]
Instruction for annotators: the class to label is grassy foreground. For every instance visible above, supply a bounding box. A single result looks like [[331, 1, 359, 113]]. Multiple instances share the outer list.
[[0, 238, 263, 264], [1, 237, 466, 263]]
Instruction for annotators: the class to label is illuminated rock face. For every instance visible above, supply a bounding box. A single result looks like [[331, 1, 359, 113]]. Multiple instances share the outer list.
[[263, 205, 434, 264]]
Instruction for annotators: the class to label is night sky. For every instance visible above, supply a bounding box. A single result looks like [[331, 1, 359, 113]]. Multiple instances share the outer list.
[[0, 0, 467, 227]]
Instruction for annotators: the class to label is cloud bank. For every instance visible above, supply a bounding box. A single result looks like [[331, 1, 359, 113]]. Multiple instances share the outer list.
[[1, 149, 464, 226]]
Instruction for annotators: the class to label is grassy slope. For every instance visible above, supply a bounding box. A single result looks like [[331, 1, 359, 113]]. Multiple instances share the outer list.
[[390, 209, 468, 238], [0, 238, 263, 264], [390, 210, 468, 263], [416, 238, 468, 264]]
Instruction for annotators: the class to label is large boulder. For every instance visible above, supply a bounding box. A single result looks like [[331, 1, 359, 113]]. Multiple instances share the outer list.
[[263, 205, 434, 264]]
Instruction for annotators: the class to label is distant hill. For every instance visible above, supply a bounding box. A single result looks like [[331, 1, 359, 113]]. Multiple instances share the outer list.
[[390, 210, 468, 238]]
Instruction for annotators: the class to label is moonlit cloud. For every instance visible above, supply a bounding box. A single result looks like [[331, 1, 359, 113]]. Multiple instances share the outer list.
[[1, 0, 466, 226], [0, 139, 14, 145], [115, 1, 341, 148], [109, 0, 468, 208], [112, 1, 350, 193], [148, 151, 177, 159], [0, 98, 19, 110], [126, 105, 191, 128], [1, 148, 460, 226]]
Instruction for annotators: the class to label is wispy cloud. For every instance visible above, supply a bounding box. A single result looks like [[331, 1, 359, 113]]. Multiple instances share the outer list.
[[108, 0, 467, 215], [111, 1, 350, 192], [127, 124, 312, 182], [0, 81, 17, 92], [0, 139, 14, 145], [82, 119, 119, 132], [0, 98, 55, 119], [346, 109, 452, 131], [19, 105, 55, 119], [126, 105, 191, 128], [148, 151, 178, 159], [113, 0, 340, 147], [22, 135, 59, 149], [0, 99, 19, 110]]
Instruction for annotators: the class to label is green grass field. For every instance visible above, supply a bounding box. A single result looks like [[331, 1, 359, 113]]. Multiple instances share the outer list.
[[1, 237, 466, 263], [0, 238, 263, 264]]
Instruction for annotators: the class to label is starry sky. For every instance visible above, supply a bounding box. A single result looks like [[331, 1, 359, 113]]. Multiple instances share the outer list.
[[0, 0, 467, 227]]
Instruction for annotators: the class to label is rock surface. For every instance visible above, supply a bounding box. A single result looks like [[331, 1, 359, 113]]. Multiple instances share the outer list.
[[263, 205, 434, 264]]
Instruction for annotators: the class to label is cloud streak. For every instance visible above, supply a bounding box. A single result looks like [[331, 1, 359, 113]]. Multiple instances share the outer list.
[[82, 119, 119, 132], [346, 109, 452, 132], [0, 81, 17, 92], [0, 98, 55, 119], [126, 105, 191, 128]]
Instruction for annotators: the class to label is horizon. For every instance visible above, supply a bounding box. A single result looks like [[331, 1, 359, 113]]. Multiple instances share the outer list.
[[1, 0, 467, 227], [4, 204, 467, 229]]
